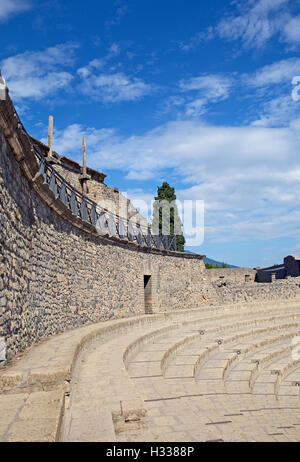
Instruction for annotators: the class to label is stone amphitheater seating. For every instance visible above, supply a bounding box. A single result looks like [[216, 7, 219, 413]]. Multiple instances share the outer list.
[[1, 300, 300, 442]]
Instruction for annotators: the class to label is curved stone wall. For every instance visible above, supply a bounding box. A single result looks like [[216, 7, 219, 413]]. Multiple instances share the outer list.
[[0, 94, 216, 356]]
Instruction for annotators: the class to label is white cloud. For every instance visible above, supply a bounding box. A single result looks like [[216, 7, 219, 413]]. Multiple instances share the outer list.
[[77, 59, 106, 79], [41, 123, 114, 159], [177, 74, 232, 117], [0, 0, 31, 21], [248, 57, 300, 87], [1, 42, 153, 105], [282, 15, 300, 45], [239, 58, 300, 127], [179, 27, 214, 51], [107, 42, 121, 58], [77, 43, 121, 80], [181, 1, 300, 52], [1, 44, 77, 100], [44, 113, 300, 244], [76, 41, 154, 103], [251, 95, 300, 127], [105, 5, 128, 28], [51, 119, 300, 244], [216, 0, 290, 49], [78, 64, 153, 103], [184, 99, 207, 118], [180, 74, 231, 99]]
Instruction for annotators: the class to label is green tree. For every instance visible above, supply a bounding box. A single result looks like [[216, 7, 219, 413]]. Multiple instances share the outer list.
[[152, 182, 185, 252], [205, 262, 229, 269]]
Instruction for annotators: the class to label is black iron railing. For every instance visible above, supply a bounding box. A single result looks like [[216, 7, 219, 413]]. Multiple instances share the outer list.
[[31, 141, 177, 251]]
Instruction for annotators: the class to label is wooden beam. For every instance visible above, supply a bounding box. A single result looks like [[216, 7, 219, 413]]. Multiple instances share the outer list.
[[48, 115, 53, 157]]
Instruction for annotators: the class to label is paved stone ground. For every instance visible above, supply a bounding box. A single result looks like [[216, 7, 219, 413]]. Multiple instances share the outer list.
[[62, 300, 300, 442], [1, 300, 300, 442]]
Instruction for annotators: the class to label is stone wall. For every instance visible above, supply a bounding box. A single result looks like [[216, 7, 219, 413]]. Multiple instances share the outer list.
[[256, 256, 300, 282], [212, 278, 300, 305], [209, 259, 300, 284], [0, 98, 217, 357], [2, 92, 299, 361], [207, 268, 257, 283], [256, 268, 286, 283], [284, 255, 300, 278]]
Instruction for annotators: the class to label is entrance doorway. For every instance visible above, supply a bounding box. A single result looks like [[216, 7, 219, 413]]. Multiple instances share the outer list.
[[144, 275, 152, 314]]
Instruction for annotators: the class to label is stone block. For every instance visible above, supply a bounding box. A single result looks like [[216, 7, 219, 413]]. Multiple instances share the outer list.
[[0, 371, 23, 388], [0, 336, 6, 361]]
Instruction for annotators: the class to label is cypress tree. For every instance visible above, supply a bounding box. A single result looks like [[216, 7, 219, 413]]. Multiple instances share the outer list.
[[152, 182, 185, 252]]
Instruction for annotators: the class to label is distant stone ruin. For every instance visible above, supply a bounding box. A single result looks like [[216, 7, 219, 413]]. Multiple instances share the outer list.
[[256, 255, 300, 282]]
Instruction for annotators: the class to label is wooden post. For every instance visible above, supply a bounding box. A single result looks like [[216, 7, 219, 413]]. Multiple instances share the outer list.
[[80, 136, 90, 194], [45, 115, 60, 164], [48, 116, 53, 157], [82, 137, 87, 176], [82, 137, 87, 194]]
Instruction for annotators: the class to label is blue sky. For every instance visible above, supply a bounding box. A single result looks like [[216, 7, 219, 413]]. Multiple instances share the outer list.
[[1, 0, 300, 267]]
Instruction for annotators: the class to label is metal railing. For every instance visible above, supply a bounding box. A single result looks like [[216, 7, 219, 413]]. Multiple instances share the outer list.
[[31, 141, 177, 251]]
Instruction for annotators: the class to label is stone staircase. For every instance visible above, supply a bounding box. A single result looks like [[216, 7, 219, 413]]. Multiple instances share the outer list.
[[1, 299, 300, 442]]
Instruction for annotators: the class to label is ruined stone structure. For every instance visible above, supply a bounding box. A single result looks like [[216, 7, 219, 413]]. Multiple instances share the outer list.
[[1, 90, 300, 359], [256, 255, 300, 282], [0, 92, 217, 357], [207, 265, 300, 304], [2, 90, 300, 443], [207, 267, 257, 283]]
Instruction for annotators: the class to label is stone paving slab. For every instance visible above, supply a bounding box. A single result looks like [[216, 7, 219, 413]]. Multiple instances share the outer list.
[[1, 300, 300, 442], [0, 388, 65, 442], [0, 313, 176, 442]]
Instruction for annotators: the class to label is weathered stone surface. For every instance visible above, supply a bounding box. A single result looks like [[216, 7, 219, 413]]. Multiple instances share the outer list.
[[211, 277, 300, 304], [3, 87, 300, 443], [0, 337, 5, 361], [0, 111, 216, 357], [208, 268, 257, 283], [0, 371, 23, 388]]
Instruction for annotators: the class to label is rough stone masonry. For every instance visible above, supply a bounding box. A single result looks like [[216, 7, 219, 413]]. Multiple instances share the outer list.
[[0, 91, 299, 362], [0, 93, 217, 358]]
